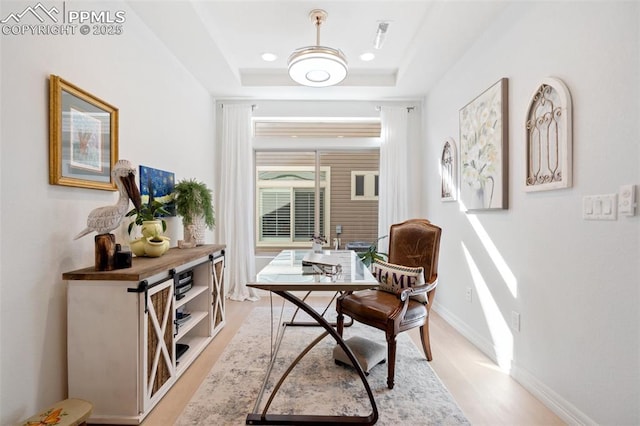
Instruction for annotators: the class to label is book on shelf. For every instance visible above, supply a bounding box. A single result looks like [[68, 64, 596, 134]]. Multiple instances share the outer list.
[[176, 343, 189, 361], [175, 270, 194, 300], [176, 311, 192, 325]]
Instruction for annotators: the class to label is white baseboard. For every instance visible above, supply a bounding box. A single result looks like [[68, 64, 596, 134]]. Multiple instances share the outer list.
[[510, 364, 595, 426], [432, 301, 502, 365], [432, 301, 595, 426]]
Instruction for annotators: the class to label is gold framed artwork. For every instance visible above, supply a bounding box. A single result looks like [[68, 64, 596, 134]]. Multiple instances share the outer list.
[[49, 75, 118, 190], [459, 78, 509, 211]]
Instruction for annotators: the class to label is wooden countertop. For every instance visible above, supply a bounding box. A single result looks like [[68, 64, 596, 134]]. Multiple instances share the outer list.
[[63, 244, 225, 281]]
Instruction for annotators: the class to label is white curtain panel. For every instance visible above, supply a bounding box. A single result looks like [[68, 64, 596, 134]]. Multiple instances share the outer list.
[[220, 104, 260, 301], [378, 106, 410, 255]]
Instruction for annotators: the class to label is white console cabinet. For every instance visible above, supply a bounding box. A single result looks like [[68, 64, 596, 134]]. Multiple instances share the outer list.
[[64, 244, 225, 424]]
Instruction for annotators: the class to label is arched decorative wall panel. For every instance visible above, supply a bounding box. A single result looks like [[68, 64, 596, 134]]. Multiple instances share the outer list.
[[525, 77, 572, 191], [441, 137, 457, 201]]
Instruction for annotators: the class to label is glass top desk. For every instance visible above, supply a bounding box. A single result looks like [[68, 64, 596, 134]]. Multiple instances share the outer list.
[[247, 250, 379, 425]]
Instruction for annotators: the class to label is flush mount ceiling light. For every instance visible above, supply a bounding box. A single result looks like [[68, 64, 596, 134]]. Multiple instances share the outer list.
[[288, 9, 348, 87]]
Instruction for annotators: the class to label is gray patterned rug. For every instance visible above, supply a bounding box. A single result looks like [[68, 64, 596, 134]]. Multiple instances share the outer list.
[[177, 306, 469, 425]]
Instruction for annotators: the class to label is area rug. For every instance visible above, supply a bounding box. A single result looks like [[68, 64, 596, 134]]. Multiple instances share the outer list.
[[177, 306, 469, 425]]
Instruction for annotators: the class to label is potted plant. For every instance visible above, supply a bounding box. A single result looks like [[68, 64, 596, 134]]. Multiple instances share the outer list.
[[358, 235, 388, 267], [126, 196, 170, 237], [310, 234, 327, 253], [173, 179, 215, 245]]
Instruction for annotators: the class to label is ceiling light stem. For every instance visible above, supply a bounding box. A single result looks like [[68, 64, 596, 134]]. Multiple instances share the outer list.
[[316, 17, 321, 46]]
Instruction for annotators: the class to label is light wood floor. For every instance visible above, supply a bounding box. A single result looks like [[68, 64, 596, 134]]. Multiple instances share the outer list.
[[135, 296, 565, 426]]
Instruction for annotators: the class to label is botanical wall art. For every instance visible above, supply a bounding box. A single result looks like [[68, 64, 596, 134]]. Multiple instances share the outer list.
[[49, 75, 118, 190], [525, 77, 572, 191], [440, 137, 457, 202], [139, 165, 176, 216], [459, 78, 509, 210]]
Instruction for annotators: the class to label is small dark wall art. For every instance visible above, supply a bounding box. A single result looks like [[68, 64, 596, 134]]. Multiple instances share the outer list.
[[139, 165, 176, 216]]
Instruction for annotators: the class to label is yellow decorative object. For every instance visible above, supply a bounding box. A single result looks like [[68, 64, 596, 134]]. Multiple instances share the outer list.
[[141, 220, 163, 239], [131, 219, 170, 257], [144, 236, 170, 257], [130, 238, 146, 257]]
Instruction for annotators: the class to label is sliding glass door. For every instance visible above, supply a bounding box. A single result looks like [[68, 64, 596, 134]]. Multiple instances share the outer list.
[[255, 150, 378, 253]]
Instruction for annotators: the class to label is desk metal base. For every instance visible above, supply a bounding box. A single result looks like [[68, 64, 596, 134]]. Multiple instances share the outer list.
[[247, 413, 376, 425], [246, 290, 378, 425], [286, 290, 353, 328]]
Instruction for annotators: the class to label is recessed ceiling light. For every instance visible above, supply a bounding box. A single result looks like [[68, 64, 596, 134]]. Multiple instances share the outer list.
[[359, 52, 375, 62], [261, 52, 278, 62]]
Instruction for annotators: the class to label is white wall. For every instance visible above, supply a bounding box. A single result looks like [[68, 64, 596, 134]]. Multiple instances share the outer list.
[[423, 2, 639, 424], [0, 1, 215, 422]]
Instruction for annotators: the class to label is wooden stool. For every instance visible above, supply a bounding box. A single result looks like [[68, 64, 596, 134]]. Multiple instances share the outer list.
[[20, 398, 92, 426]]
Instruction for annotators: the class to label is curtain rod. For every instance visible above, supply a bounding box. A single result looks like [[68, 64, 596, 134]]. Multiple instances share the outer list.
[[220, 104, 257, 110], [375, 106, 415, 112]]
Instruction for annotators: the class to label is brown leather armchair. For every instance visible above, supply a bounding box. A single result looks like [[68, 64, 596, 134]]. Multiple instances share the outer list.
[[336, 219, 442, 389]]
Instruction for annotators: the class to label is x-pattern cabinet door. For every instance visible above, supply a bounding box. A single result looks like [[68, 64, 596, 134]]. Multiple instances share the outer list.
[[141, 278, 175, 410], [212, 253, 225, 335]]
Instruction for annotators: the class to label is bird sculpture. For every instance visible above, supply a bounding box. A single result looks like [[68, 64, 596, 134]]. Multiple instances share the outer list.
[[74, 159, 142, 240]]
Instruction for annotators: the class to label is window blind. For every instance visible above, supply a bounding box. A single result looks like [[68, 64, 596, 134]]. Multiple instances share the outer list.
[[259, 189, 291, 239], [293, 189, 325, 241], [254, 120, 381, 138]]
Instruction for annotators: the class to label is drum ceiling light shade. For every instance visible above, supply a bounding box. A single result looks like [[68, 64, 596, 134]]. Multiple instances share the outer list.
[[288, 46, 347, 87], [288, 9, 348, 87]]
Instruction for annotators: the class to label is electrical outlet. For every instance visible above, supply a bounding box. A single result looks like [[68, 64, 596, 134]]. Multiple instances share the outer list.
[[465, 287, 472, 303], [511, 311, 520, 332], [336, 224, 342, 234]]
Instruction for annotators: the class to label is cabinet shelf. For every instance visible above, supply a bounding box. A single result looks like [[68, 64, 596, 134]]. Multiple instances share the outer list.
[[174, 310, 208, 341], [175, 284, 207, 309], [175, 335, 210, 376]]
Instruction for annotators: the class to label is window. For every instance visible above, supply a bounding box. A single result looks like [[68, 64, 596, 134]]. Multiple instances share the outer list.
[[256, 163, 329, 247], [351, 171, 379, 200]]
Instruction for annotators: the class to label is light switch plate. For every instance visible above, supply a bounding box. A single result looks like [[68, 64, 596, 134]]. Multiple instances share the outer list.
[[619, 184, 637, 216], [583, 194, 617, 220]]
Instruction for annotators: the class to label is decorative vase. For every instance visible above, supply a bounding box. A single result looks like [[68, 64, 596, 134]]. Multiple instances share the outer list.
[[184, 215, 206, 246], [141, 220, 163, 239], [130, 237, 146, 257], [144, 237, 170, 257], [312, 242, 322, 253], [473, 182, 485, 209]]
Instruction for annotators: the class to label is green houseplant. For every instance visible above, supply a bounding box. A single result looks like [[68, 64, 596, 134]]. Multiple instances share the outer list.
[[125, 197, 170, 236], [358, 235, 388, 267], [173, 179, 215, 245], [126, 193, 171, 257]]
